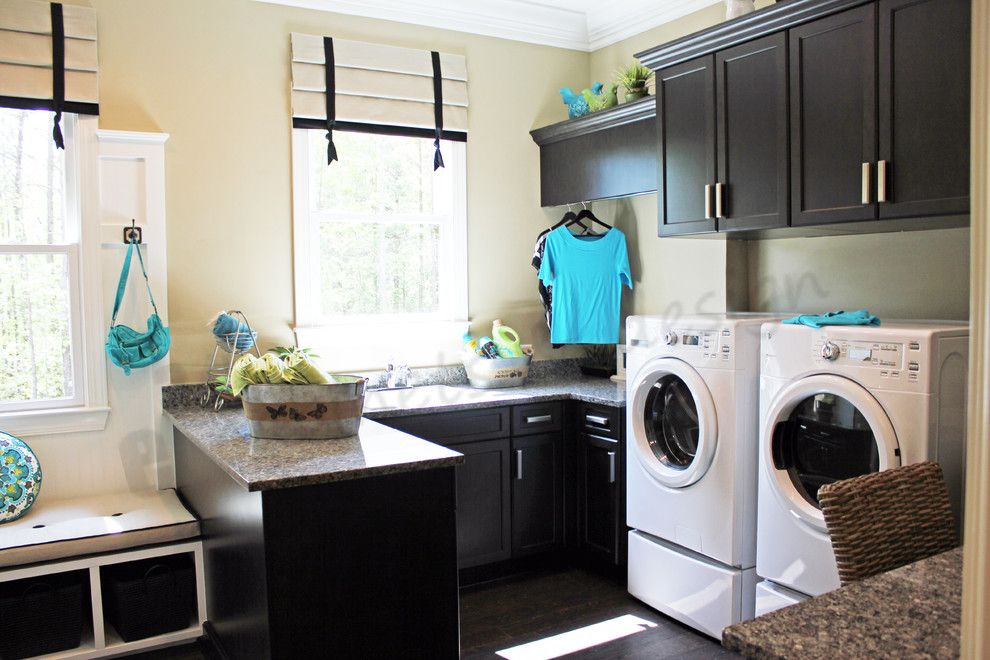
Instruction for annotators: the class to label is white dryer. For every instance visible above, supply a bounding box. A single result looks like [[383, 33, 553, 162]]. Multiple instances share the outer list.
[[625, 313, 783, 638], [755, 321, 968, 608]]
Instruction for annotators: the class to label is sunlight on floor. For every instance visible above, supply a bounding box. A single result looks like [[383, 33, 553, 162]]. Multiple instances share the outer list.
[[495, 614, 659, 660]]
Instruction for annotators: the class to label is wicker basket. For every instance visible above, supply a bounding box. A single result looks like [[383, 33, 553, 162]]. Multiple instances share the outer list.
[[0, 571, 87, 658], [241, 377, 367, 439], [102, 555, 196, 642]]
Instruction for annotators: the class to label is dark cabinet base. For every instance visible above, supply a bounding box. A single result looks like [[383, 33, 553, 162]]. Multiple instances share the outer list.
[[175, 432, 459, 660]]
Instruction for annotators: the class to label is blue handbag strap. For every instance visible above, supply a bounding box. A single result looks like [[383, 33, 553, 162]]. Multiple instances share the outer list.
[[111, 240, 159, 325]]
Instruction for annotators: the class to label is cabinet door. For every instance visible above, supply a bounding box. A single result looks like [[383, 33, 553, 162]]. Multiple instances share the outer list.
[[790, 5, 877, 226], [716, 33, 789, 232], [878, 0, 970, 218], [449, 438, 511, 568], [511, 433, 562, 556], [578, 433, 621, 563], [657, 55, 717, 236]]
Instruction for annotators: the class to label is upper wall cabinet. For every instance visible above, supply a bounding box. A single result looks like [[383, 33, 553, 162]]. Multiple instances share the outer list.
[[877, 0, 970, 218], [639, 0, 970, 237], [531, 98, 658, 207], [657, 34, 787, 236]]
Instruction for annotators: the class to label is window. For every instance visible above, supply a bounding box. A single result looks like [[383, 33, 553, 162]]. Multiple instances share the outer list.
[[0, 108, 107, 433], [292, 129, 468, 364]]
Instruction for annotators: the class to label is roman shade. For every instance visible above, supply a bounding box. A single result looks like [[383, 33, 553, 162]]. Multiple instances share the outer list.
[[0, 0, 99, 147], [290, 33, 468, 168]]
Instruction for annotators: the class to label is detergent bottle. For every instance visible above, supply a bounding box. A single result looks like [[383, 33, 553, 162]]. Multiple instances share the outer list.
[[477, 336, 500, 359], [492, 319, 524, 358]]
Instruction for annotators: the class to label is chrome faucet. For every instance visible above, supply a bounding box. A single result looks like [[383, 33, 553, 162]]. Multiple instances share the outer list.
[[385, 362, 413, 389]]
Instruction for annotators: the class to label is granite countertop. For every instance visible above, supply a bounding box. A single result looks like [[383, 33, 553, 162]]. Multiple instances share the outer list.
[[362, 377, 626, 419], [166, 407, 463, 492], [722, 547, 963, 659]]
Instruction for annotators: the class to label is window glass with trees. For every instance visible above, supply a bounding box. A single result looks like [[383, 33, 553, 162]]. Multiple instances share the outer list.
[[0, 108, 84, 411], [294, 130, 467, 327]]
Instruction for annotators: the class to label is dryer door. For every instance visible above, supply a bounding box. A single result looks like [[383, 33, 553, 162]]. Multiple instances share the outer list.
[[630, 358, 718, 488], [762, 374, 901, 532]]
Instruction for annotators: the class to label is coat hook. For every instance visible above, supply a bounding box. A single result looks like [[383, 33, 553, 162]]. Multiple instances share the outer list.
[[122, 219, 143, 245]]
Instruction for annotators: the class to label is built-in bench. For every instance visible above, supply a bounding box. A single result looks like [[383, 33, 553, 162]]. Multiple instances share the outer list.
[[0, 489, 206, 658]]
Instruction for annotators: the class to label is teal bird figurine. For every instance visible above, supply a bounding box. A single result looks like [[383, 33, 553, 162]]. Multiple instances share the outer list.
[[560, 86, 591, 119]]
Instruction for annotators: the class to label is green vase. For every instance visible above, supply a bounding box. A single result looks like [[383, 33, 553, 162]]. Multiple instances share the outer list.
[[624, 86, 649, 102]]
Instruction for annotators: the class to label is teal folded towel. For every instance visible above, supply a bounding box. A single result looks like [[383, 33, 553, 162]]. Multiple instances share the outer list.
[[782, 310, 881, 329]]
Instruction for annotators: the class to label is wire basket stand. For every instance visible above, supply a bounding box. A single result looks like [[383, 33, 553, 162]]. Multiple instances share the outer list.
[[200, 310, 261, 411]]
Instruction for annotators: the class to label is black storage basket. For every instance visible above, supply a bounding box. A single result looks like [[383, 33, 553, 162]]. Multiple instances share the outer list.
[[0, 571, 87, 659], [102, 554, 195, 642]]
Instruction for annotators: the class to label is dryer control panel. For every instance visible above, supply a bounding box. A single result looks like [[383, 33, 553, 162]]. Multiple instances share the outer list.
[[812, 338, 920, 383], [659, 327, 734, 365]]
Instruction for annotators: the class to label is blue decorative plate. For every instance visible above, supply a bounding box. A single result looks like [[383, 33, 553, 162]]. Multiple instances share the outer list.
[[0, 431, 42, 524]]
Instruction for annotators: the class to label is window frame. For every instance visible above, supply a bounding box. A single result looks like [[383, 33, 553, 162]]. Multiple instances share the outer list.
[[290, 128, 469, 366], [0, 112, 110, 436]]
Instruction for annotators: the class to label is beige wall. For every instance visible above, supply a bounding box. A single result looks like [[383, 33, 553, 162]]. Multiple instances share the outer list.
[[73, 0, 589, 382], [588, 1, 971, 324]]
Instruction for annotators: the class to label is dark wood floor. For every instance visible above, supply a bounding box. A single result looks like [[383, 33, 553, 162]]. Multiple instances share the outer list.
[[129, 566, 735, 659]]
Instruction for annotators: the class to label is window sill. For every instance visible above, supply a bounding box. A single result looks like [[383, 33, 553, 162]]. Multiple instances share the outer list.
[[294, 320, 470, 371], [0, 405, 111, 438]]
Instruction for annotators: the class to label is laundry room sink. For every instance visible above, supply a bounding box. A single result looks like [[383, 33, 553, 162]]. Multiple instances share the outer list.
[[363, 384, 528, 413]]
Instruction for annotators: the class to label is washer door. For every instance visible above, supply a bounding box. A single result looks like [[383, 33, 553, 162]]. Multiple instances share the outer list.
[[763, 374, 901, 532], [630, 358, 718, 488]]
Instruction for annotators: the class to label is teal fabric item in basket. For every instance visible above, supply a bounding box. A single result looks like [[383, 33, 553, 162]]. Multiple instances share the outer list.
[[783, 310, 881, 329], [105, 241, 170, 375]]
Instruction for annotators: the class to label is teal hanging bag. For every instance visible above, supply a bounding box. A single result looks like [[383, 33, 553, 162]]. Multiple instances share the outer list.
[[105, 241, 170, 375]]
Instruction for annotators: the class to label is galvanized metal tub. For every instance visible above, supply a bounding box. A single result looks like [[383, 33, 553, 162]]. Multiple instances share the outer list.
[[464, 355, 532, 389], [240, 376, 367, 439]]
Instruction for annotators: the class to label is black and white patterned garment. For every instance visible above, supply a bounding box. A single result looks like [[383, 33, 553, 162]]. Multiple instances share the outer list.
[[532, 229, 564, 348]]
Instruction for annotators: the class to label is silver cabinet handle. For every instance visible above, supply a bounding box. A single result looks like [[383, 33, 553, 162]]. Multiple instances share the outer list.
[[715, 182, 725, 218], [607, 451, 616, 484], [525, 414, 552, 424], [704, 184, 713, 219], [878, 160, 888, 203], [862, 162, 871, 204], [515, 449, 523, 480], [586, 414, 609, 427]]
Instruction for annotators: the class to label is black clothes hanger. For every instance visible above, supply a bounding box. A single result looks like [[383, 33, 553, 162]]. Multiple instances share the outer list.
[[552, 209, 589, 232], [575, 207, 613, 231]]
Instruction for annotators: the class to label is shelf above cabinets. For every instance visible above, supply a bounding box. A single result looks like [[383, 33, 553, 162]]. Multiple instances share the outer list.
[[530, 97, 657, 207]]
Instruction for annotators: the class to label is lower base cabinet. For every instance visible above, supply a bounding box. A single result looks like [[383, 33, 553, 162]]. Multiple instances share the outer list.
[[378, 401, 625, 575], [448, 438, 512, 568]]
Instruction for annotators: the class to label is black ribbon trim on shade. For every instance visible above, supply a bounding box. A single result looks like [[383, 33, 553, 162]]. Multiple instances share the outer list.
[[430, 51, 444, 170], [292, 117, 467, 142], [323, 36, 337, 164], [0, 96, 98, 115], [50, 2, 66, 149]]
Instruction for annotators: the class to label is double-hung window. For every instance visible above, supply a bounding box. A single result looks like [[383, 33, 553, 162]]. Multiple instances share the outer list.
[[0, 107, 106, 434], [292, 129, 468, 366]]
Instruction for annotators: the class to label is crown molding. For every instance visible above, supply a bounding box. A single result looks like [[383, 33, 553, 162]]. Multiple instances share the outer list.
[[255, 0, 592, 51], [256, 0, 739, 52], [587, 0, 722, 51]]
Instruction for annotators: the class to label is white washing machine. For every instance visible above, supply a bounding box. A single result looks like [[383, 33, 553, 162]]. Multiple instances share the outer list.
[[755, 321, 968, 608], [625, 313, 783, 638]]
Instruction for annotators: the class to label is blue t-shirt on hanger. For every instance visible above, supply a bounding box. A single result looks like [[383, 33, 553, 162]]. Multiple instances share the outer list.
[[538, 226, 632, 344]]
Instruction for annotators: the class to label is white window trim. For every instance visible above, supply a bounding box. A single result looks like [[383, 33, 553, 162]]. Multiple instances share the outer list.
[[0, 114, 110, 436], [290, 129, 469, 369]]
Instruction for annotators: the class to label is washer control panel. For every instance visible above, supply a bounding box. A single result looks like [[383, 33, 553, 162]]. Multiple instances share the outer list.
[[669, 327, 732, 363]]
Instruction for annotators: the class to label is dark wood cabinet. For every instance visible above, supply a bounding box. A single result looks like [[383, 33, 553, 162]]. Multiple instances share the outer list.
[[578, 432, 623, 563], [657, 56, 717, 236], [531, 98, 657, 207], [658, 32, 788, 236], [790, 4, 878, 227], [877, 0, 970, 218], [511, 433, 563, 555], [716, 33, 789, 232], [447, 438, 512, 568]]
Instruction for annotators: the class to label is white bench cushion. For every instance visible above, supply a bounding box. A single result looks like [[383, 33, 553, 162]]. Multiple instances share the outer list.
[[0, 489, 199, 569]]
